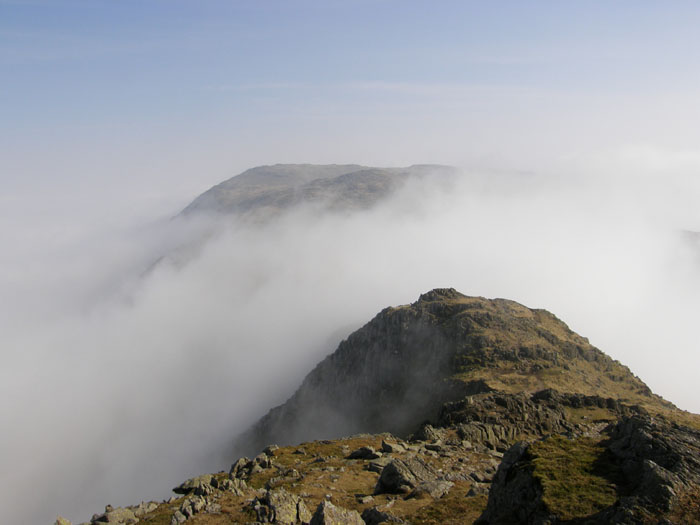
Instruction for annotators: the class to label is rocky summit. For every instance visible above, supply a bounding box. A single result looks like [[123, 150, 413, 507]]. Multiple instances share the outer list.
[[60, 289, 700, 524]]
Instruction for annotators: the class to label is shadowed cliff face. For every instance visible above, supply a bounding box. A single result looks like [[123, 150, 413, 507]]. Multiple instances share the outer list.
[[236, 288, 666, 457]]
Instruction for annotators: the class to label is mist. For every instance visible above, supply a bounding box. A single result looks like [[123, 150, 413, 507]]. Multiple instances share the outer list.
[[1, 155, 699, 524]]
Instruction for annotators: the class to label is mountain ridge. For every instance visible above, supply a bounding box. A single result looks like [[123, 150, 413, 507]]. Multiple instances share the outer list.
[[179, 164, 457, 219]]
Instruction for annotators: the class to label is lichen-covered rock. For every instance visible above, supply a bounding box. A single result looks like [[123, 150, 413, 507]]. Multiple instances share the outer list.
[[361, 506, 405, 524], [346, 446, 380, 459], [91, 506, 138, 524], [375, 457, 439, 494], [55, 518, 72, 525], [173, 474, 216, 495], [252, 488, 309, 524], [309, 500, 364, 525], [406, 479, 454, 499]]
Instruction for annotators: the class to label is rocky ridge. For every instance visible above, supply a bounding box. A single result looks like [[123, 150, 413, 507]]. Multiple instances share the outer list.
[[237, 288, 670, 456], [57, 289, 700, 524]]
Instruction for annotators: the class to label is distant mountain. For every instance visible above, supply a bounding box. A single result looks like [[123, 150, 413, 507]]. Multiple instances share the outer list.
[[180, 164, 456, 220]]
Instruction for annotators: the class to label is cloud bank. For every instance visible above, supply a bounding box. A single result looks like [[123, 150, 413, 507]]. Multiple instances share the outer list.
[[0, 155, 698, 524]]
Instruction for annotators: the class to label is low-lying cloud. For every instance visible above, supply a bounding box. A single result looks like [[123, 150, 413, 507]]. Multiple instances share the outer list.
[[1, 155, 698, 524]]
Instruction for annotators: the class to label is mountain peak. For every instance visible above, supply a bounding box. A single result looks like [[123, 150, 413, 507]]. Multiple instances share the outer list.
[[236, 289, 671, 457]]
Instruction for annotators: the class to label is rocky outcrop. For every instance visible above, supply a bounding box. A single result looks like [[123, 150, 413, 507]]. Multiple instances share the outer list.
[[434, 389, 643, 451], [237, 288, 662, 456], [479, 415, 700, 524]]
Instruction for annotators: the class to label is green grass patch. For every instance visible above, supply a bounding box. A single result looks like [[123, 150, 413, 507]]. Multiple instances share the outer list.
[[529, 435, 620, 520]]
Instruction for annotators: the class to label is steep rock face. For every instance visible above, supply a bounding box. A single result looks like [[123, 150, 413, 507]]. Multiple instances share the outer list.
[[236, 288, 664, 456], [180, 163, 456, 219]]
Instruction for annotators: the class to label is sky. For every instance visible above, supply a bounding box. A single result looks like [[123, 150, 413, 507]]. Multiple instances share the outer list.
[[1, 1, 700, 524]]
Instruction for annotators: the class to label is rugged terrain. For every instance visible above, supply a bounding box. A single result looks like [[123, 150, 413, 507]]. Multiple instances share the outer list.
[[58, 289, 700, 524]]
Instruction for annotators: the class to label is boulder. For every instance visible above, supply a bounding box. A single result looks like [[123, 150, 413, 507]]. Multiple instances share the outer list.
[[361, 506, 405, 524], [252, 488, 309, 524], [347, 446, 381, 460], [310, 500, 364, 525], [406, 480, 453, 499], [173, 474, 216, 495], [91, 507, 138, 524], [375, 457, 439, 494]]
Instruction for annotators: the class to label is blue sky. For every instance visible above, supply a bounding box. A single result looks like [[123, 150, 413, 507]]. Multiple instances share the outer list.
[[2, 1, 700, 217]]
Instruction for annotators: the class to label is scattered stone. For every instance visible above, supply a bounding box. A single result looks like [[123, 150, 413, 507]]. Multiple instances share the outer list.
[[131, 502, 158, 517], [263, 444, 279, 456], [367, 456, 392, 473], [310, 500, 364, 525], [252, 488, 309, 525], [347, 446, 381, 460], [375, 457, 439, 494], [170, 510, 186, 525], [380, 440, 406, 453], [173, 474, 215, 495], [406, 480, 454, 499], [297, 499, 313, 523], [467, 483, 490, 496], [361, 506, 405, 524], [179, 496, 206, 519], [91, 507, 138, 524], [230, 457, 250, 478]]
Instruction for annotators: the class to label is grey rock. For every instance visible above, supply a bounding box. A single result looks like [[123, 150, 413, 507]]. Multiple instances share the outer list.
[[367, 456, 392, 473], [406, 480, 454, 499], [361, 506, 405, 524], [173, 474, 216, 495], [91, 507, 138, 524], [263, 444, 280, 456], [309, 500, 364, 525], [252, 488, 308, 524], [347, 446, 381, 460], [375, 457, 439, 494], [170, 510, 186, 525]]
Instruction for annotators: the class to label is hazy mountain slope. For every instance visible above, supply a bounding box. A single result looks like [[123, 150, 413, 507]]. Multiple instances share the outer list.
[[237, 288, 672, 457], [179, 164, 456, 219]]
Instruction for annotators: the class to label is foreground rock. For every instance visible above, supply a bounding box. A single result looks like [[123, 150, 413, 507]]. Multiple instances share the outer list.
[[479, 414, 700, 523], [310, 500, 364, 525]]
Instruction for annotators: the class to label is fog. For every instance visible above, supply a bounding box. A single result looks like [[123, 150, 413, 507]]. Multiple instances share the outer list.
[[1, 156, 699, 524]]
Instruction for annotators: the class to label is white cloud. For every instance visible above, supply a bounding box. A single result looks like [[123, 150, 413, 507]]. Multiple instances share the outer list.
[[0, 158, 698, 524]]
